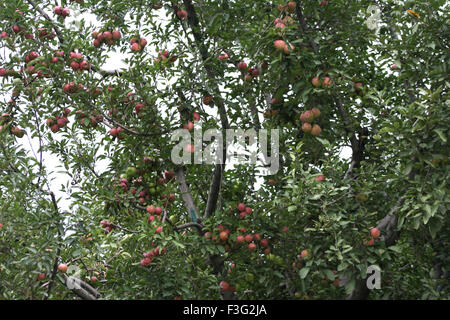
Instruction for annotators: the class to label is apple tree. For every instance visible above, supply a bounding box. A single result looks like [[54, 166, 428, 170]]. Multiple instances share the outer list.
[[0, 0, 448, 300]]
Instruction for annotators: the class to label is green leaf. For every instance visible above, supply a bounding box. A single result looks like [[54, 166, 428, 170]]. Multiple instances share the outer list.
[[299, 267, 310, 279], [433, 129, 447, 143], [388, 246, 402, 253]]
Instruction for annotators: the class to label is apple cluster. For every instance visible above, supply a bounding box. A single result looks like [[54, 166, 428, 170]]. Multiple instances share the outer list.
[[50, 50, 64, 64], [140, 245, 167, 267], [109, 126, 124, 139], [274, 40, 295, 54], [365, 227, 381, 246], [68, 51, 90, 72], [237, 61, 260, 82], [92, 30, 122, 47], [100, 220, 115, 234], [23, 51, 50, 78], [273, 2, 296, 33], [75, 110, 103, 128], [0, 113, 24, 138], [37, 27, 56, 40], [130, 37, 147, 52], [54, 7, 70, 17], [311, 76, 332, 88], [154, 50, 177, 64], [300, 107, 322, 136], [63, 82, 84, 94], [46, 108, 71, 133]]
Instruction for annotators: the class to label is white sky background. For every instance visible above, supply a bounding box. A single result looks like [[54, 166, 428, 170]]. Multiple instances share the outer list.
[[5, 3, 353, 212]]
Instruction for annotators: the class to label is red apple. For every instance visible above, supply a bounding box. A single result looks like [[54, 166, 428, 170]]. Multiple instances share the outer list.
[[219, 280, 229, 291], [300, 250, 309, 259], [177, 10, 188, 20], [274, 40, 286, 51], [370, 227, 380, 239], [312, 76, 321, 87], [58, 264, 68, 273], [301, 122, 312, 133], [311, 124, 322, 136], [219, 231, 229, 241], [237, 61, 247, 71]]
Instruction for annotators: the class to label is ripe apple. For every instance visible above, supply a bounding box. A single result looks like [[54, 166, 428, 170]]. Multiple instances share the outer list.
[[61, 8, 70, 17], [274, 40, 286, 51], [301, 122, 312, 133], [112, 30, 121, 40], [90, 276, 98, 283], [218, 53, 229, 61], [314, 175, 326, 182], [140, 258, 152, 267], [140, 38, 147, 47], [365, 238, 374, 246], [236, 235, 245, 243], [155, 207, 163, 215], [36, 273, 46, 281], [244, 234, 253, 243], [286, 1, 296, 13], [219, 280, 229, 291], [260, 239, 268, 247], [177, 10, 188, 20], [275, 22, 286, 31], [219, 231, 229, 241], [131, 42, 141, 52], [322, 76, 332, 87], [248, 243, 257, 251], [237, 61, 247, 71], [245, 207, 252, 215], [311, 107, 321, 118], [370, 227, 380, 239], [312, 76, 321, 87], [237, 203, 245, 212], [58, 264, 68, 273], [311, 124, 322, 136], [300, 110, 314, 123], [300, 250, 309, 259], [155, 226, 163, 234]]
